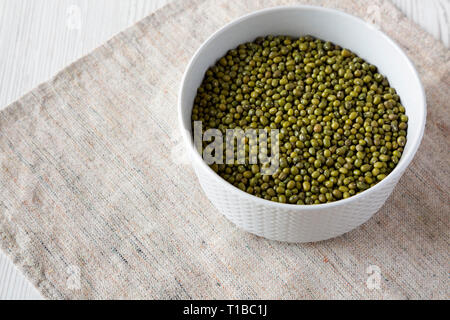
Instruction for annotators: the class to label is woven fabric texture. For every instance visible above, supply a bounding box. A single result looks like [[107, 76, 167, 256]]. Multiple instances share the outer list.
[[0, 0, 448, 299]]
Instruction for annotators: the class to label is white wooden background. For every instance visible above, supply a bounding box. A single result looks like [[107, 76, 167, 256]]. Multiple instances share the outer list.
[[0, 0, 448, 300]]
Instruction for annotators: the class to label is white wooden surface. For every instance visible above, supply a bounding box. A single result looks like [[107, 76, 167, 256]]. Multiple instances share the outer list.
[[0, 0, 448, 300]]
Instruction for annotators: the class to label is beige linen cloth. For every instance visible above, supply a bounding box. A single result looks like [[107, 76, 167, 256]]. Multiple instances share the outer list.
[[0, 0, 449, 299]]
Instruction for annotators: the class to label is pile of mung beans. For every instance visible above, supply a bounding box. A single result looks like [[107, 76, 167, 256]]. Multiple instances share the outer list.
[[192, 35, 408, 205]]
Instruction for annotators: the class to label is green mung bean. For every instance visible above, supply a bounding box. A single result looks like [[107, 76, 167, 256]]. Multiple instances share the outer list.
[[192, 35, 408, 204]]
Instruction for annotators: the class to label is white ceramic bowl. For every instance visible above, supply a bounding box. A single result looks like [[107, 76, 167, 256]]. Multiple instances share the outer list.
[[178, 5, 426, 242]]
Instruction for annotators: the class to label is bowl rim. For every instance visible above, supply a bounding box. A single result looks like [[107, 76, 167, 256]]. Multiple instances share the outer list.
[[178, 4, 427, 211]]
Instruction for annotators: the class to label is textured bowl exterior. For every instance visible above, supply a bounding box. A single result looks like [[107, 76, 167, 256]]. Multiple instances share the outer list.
[[194, 160, 403, 242], [179, 6, 426, 243]]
